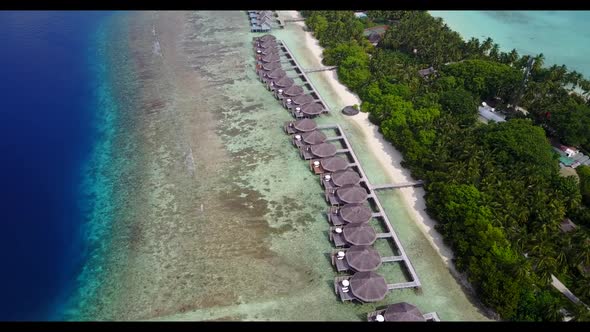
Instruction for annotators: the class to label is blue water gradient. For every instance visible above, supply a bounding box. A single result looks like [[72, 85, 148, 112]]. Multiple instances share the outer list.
[[430, 11, 590, 78], [0, 11, 113, 321]]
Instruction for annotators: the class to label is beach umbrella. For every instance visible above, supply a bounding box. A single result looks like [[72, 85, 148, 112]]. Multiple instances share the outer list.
[[342, 224, 376, 246], [310, 143, 337, 158], [300, 102, 325, 116], [331, 169, 361, 187], [320, 156, 349, 172], [293, 118, 317, 132], [383, 302, 425, 321], [301, 130, 327, 145], [339, 204, 372, 224], [336, 185, 368, 204], [342, 105, 359, 116], [349, 271, 388, 302], [345, 245, 382, 272]]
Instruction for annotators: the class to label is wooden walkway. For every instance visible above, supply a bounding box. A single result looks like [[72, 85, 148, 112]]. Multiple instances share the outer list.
[[284, 18, 306, 22], [305, 66, 337, 73], [277, 40, 331, 113], [371, 180, 424, 190], [381, 255, 403, 263], [332, 124, 421, 289], [387, 281, 420, 290]]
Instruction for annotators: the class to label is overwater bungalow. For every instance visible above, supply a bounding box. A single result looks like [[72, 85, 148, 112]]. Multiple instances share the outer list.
[[251, 22, 272, 33], [260, 53, 281, 64], [327, 203, 373, 226], [292, 130, 327, 148], [334, 271, 388, 303], [321, 169, 361, 190], [300, 142, 337, 160], [254, 34, 276, 44], [269, 76, 294, 92], [330, 223, 377, 247], [275, 84, 304, 100], [256, 61, 281, 76], [283, 93, 315, 109], [367, 302, 433, 322], [326, 184, 368, 206], [309, 155, 349, 174], [292, 102, 327, 118], [260, 68, 286, 83], [256, 46, 279, 59], [255, 39, 278, 51], [284, 118, 317, 135], [331, 245, 382, 273]]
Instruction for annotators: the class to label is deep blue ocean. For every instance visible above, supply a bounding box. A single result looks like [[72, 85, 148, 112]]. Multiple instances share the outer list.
[[0, 11, 113, 321]]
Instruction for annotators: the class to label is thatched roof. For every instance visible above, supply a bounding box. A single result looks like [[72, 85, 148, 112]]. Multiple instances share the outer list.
[[300, 102, 325, 116], [292, 94, 315, 105], [282, 85, 304, 97], [342, 106, 359, 116], [261, 62, 281, 72], [293, 118, 317, 132], [342, 223, 377, 246], [261, 47, 279, 56], [331, 169, 361, 187], [345, 245, 382, 272], [368, 32, 382, 44], [261, 53, 281, 63], [301, 130, 327, 145], [257, 34, 275, 42], [266, 68, 286, 80], [310, 143, 337, 158], [258, 39, 277, 48], [383, 302, 425, 321], [274, 76, 294, 88], [320, 156, 349, 172], [339, 203, 372, 224], [349, 271, 388, 302], [336, 185, 368, 204]]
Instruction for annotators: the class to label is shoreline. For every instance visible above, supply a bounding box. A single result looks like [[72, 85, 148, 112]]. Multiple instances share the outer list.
[[277, 10, 456, 269], [275, 11, 497, 318]]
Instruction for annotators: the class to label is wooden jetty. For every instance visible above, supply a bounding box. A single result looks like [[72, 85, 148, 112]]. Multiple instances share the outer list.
[[371, 180, 424, 190], [284, 18, 306, 23], [277, 40, 331, 113], [331, 124, 422, 289], [304, 66, 338, 74]]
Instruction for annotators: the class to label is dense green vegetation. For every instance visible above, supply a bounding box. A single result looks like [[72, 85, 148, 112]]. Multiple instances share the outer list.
[[301, 10, 590, 321]]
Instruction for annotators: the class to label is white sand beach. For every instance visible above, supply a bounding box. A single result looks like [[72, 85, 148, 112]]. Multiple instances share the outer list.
[[277, 10, 456, 268]]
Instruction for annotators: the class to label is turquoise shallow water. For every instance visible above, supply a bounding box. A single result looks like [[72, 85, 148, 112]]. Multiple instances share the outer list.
[[430, 11, 590, 77]]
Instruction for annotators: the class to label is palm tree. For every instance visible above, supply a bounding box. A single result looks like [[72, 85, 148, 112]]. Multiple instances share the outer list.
[[489, 43, 500, 61], [532, 53, 545, 73], [480, 37, 493, 55], [573, 230, 590, 271], [567, 300, 590, 322]]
